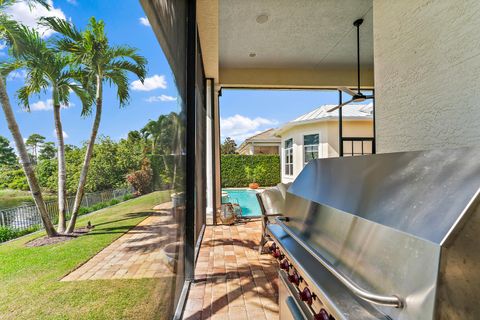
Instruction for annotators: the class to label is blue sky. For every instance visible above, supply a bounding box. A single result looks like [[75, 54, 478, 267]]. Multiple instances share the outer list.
[[0, 0, 180, 146], [220, 89, 340, 144], [0, 0, 361, 148]]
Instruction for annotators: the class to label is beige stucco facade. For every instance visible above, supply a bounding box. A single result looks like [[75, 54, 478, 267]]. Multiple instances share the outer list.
[[191, 0, 480, 220], [238, 144, 280, 155], [279, 119, 373, 183], [373, 0, 480, 153]]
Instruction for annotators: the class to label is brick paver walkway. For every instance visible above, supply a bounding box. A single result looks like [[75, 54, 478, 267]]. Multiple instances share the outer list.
[[183, 221, 279, 320], [62, 202, 178, 281]]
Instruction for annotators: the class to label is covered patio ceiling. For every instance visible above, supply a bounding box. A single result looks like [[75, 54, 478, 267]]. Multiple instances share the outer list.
[[197, 0, 374, 89]]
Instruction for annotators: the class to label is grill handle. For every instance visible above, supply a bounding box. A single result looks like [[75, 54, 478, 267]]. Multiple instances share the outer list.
[[276, 218, 404, 308]]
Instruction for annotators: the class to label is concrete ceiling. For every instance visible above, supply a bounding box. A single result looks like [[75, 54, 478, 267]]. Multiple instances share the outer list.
[[219, 0, 373, 70]]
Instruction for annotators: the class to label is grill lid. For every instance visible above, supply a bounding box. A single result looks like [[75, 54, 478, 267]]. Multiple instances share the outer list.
[[278, 147, 480, 319], [287, 147, 480, 244]]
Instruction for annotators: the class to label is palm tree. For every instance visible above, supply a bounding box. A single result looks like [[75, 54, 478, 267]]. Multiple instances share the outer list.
[[140, 119, 162, 155], [42, 17, 147, 233], [0, 0, 58, 237], [3, 26, 92, 233]]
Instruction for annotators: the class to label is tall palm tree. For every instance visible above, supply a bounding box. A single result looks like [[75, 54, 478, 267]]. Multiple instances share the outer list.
[[42, 17, 147, 233], [140, 119, 162, 155], [3, 27, 92, 233], [0, 0, 58, 237]]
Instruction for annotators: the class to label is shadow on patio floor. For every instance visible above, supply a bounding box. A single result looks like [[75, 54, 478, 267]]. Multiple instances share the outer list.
[[183, 221, 279, 320]]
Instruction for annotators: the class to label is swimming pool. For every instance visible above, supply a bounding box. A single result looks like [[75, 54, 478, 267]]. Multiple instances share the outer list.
[[222, 189, 261, 218]]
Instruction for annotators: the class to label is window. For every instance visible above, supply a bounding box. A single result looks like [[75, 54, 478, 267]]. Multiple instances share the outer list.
[[284, 138, 293, 175], [304, 134, 319, 165]]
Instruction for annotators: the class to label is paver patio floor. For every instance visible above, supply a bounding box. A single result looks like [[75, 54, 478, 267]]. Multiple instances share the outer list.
[[183, 221, 279, 320], [62, 202, 179, 281]]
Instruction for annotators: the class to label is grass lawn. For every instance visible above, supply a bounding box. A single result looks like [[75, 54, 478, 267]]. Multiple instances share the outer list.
[[0, 189, 56, 210], [0, 190, 177, 320]]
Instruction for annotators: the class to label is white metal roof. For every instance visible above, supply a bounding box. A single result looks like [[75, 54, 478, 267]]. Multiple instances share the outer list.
[[275, 103, 373, 135], [293, 103, 373, 122]]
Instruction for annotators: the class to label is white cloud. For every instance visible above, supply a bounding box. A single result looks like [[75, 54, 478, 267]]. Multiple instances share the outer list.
[[30, 99, 74, 111], [52, 130, 68, 139], [0, 42, 6, 50], [66, 0, 77, 5], [145, 94, 177, 103], [131, 74, 167, 91], [5, 0, 67, 38], [220, 114, 278, 144], [7, 70, 27, 81], [139, 17, 150, 27]]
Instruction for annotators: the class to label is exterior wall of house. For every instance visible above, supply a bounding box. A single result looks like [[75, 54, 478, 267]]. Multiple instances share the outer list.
[[237, 143, 280, 155], [252, 145, 279, 155], [373, 0, 480, 153], [280, 120, 373, 183]]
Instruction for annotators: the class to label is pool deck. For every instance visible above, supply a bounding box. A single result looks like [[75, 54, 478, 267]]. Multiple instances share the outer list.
[[182, 221, 279, 320]]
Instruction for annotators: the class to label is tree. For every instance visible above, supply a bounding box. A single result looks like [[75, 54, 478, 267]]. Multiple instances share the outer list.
[[0, 0, 58, 237], [140, 119, 162, 155], [221, 137, 237, 154], [25, 133, 45, 163], [38, 141, 56, 160], [0, 135, 17, 167], [6, 27, 92, 233], [42, 17, 147, 233]]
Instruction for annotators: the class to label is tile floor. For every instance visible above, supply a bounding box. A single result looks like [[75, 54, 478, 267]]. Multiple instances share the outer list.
[[62, 202, 178, 281], [183, 221, 279, 320]]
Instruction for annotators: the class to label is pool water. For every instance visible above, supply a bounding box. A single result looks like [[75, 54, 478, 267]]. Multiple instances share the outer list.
[[222, 189, 261, 217]]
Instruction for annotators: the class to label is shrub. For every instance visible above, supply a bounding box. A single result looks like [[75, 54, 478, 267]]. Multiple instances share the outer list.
[[126, 159, 153, 196], [109, 199, 120, 206], [122, 194, 133, 201], [78, 207, 93, 215], [0, 226, 16, 242], [0, 168, 29, 191], [0, 225, 40, 243], [91, 202, 108, 211], [221, 155, 280, 188]]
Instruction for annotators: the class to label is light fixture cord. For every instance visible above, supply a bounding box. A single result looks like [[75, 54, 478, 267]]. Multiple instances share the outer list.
[[357, 23, 361, 94]]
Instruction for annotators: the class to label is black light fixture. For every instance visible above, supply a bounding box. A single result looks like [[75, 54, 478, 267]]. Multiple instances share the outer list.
[[328, 18, 374, 112]]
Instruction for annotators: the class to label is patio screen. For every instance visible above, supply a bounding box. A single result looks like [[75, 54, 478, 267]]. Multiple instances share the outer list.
[[140, 0, 189, 317]]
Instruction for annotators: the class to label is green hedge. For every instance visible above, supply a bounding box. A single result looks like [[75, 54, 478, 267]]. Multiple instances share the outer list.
[[221, 154, 280, 188]]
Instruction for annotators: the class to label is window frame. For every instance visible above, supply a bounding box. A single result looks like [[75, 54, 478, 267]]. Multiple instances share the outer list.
[[303, 133, 320, 166], [284, 138, 294, 176]]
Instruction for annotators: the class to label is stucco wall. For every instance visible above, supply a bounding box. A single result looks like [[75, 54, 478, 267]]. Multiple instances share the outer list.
[[280, 120, 373, 182], [373, 0, 480, 153]]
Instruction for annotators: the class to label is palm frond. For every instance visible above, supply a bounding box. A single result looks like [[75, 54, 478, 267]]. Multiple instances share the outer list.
[[104, 69, 130, 107], [16, 84, 40, 111], [40, 17, 82, 41], [0, 59, 23, 78], [108, 46, 147, 67], [106, 60, 146, 82], [68, 82, 94, 116], [0, 0, 49, 11]]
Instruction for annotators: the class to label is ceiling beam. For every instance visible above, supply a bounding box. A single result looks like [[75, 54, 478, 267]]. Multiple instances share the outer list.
[[219, 67, 374, 89], [197, 0, 219, 82]]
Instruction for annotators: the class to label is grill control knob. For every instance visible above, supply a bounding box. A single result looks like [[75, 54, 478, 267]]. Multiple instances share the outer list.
[[288, 271, 301, 286], [269, 243, 276, 253], [300, 287, 314, 305], [280, 259, 290, 271], [314, 309, 330, 320]]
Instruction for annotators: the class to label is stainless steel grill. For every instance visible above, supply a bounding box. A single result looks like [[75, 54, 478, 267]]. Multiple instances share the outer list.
[[267, 147, 480, 320]]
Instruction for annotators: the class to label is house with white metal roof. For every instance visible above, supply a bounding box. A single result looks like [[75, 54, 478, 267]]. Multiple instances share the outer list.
[[275, 103, 374, 183]]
